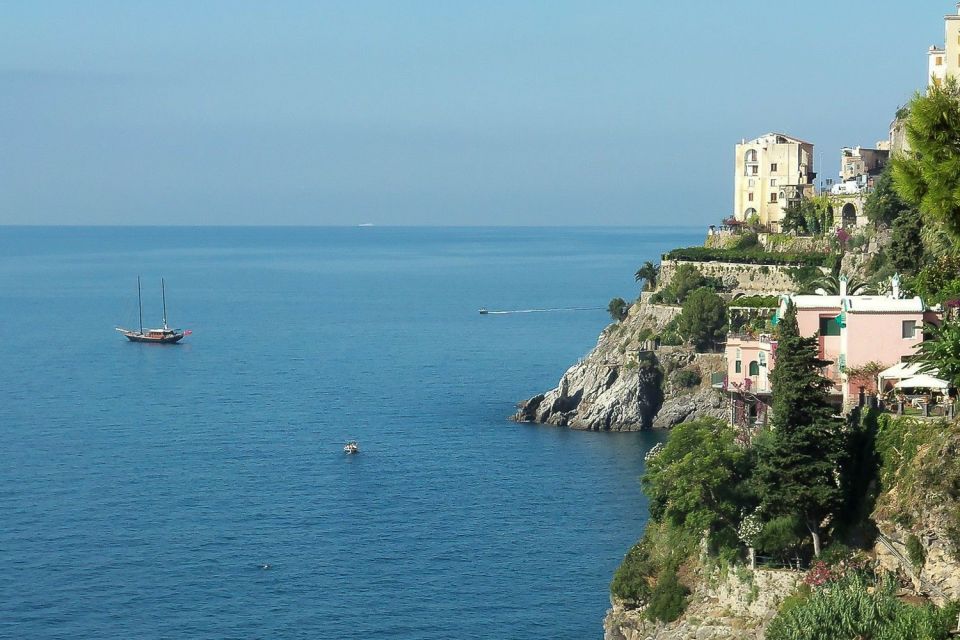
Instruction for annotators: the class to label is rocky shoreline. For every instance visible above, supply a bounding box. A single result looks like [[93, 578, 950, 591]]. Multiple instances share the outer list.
[[511, 300, 728, 431]]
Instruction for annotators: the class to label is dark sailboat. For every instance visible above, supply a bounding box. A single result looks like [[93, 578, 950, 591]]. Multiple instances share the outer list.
[[116, 277, 189, 344]]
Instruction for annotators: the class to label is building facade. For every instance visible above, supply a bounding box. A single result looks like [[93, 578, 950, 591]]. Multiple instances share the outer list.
[[928, 4, 960, 87], [733, 133, 815, 232], [724, 279, 931, 425]]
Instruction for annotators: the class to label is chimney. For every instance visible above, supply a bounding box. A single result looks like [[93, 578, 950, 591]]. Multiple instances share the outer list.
[[839, 274, 848, 298]]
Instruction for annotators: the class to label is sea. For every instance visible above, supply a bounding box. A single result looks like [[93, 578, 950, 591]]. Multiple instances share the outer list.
[[0, 226, 702, 640]]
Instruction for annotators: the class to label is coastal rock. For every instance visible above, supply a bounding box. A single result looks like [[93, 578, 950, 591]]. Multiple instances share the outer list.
[[603, 568, 800, 640], [513, 301, 728, 431]]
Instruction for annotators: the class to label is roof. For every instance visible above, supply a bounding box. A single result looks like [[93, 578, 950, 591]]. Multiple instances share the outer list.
[[742, 132, 814, 147], [786, 294, 925, 313], [844, 296, 925, 313], [789, 295, 842, 310]]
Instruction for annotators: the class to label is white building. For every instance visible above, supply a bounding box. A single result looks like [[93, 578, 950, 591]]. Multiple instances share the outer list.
[[733, 133, 816, 232]]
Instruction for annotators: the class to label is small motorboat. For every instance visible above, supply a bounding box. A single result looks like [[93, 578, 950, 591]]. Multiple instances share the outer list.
[[478, 308, 488, 314], [343, 441, 359, 454]]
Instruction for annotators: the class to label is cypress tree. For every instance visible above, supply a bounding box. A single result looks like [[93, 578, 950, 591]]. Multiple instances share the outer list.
[[755, 301, 843, 557]]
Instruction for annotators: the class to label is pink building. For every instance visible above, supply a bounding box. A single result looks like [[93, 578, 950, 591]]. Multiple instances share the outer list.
[[723, 279, 934, 425]]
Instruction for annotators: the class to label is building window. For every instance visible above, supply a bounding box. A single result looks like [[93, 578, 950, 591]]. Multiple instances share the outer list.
[[748, 179, 755, 187], [819, 316, 842, 337], [769, 193, 778, 203], [749, 166, 758, 176], [759, 352, 767, 367], [749, 361, 760, 376], [770, 163, 778, 172], [902, 320, 916, 339], [745, 149, 758, 163], [937, 55, 944, 65], [748, 193, 754, 202], [770, 178, 777, 187], [735, 360, 742, 373]]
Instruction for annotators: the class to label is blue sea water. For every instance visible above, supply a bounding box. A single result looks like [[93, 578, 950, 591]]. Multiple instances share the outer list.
[[0, 226, 701, 640]]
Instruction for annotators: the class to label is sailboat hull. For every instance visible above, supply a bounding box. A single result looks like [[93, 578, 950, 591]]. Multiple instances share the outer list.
[[122, 332, 184, 344]]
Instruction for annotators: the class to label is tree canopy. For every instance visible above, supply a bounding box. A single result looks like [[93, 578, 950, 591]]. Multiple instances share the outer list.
[[754, 301, 843, 556], [634, 261, 659, 292], [642, 418, 750, 535], [892, 77, 960, 243], [678, 287, 727, 352]]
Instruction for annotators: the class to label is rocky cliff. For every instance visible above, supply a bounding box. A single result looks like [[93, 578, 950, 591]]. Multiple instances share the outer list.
[[512, 300, 728, 431], [604, 569, 800, 640]]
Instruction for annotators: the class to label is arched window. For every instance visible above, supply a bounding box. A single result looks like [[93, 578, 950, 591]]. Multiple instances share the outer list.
[[745, 149, 758, 163], [749, 361, 760, 376], [841, 203, 857, 227], [744, 207, 758, 220]]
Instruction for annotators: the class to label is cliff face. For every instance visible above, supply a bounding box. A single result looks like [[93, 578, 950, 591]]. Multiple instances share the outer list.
[[870, 417, 960, 605], [512, 301, 728, 431], [604, 568, 799, 640]]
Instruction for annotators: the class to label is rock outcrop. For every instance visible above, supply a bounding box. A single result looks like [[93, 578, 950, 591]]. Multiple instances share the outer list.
[[512, 301, 728, 431], [604, 568, 800, 640]]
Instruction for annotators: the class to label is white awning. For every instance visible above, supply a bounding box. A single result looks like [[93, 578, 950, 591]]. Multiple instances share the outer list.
[[894, 374, 950, 390], [878, 362, 934, 381]]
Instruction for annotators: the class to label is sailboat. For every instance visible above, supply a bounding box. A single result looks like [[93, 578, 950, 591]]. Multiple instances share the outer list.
[[116, 277, 189, 344]]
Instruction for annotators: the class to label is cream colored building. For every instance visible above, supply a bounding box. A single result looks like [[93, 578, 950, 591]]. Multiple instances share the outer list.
[[733, 133, 815, 232], [928, 4, 960, 87]]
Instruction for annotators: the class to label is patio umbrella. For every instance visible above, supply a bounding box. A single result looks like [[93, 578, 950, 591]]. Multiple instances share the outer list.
[[893, 375, 950, 390]]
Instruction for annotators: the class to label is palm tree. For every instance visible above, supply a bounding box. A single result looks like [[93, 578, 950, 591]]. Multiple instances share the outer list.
[[634, 261, 660, 291], [913, 319, 960, 389], [804, 273, 875, 296]]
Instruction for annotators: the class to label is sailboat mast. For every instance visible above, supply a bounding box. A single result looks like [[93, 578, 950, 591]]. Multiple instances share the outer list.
[[137, 276, 143, 334], [161, 278, 168, 329]]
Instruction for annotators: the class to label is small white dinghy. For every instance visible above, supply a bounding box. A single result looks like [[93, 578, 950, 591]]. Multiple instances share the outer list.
[[343, 441, 359, 454]]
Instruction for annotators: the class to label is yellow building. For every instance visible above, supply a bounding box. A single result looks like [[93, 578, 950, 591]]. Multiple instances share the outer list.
[[733, 133, 815, 232], [928, 3, 960, 86]]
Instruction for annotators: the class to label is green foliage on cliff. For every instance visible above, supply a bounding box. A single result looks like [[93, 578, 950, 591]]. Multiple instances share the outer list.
[[659, 264, 723, 305], [678, 288, 727, 352], [664, 246, 836, 268], [767, 573, 959, 640], [730, 294, 780, 308], [607, 297, 628, 322], [870, 412, 960, 561], [866, 164, 915, 227], [646, 565, 688, 623], [643, 418, 749, 534], [890, 208, 925, 276]]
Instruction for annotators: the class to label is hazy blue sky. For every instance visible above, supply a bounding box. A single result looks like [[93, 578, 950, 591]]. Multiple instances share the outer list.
[[0, 1, 947, 225]]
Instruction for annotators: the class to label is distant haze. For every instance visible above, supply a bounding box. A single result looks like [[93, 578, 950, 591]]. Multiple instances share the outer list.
[[0, 1, 943, 226]]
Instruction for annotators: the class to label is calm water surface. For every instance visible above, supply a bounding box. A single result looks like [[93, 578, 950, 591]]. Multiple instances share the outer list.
[[0, 226, 700, 639]]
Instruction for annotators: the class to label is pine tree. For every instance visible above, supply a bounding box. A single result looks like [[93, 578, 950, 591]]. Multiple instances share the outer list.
[[755, 301, 843, 557], [892, 77, 960, 244]]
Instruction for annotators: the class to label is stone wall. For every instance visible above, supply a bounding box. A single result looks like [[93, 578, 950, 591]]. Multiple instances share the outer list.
[[660, 259, 818, 295]]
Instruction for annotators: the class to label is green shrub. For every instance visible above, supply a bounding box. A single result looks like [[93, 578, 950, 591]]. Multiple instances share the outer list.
[[611, 539, 654, 603], [664, 246, 836, 268], [907, 534, 926, 568], [731, 294, 780, 308], [608, 297, 628, 322], [673, 369, 701, 389], [755, 515, 806, 559], [767, 573, 956, 640], [646, 565, 689, 623]]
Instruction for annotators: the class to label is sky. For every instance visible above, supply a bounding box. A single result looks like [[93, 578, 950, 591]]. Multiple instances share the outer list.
[[0, 1, 948, 226]]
